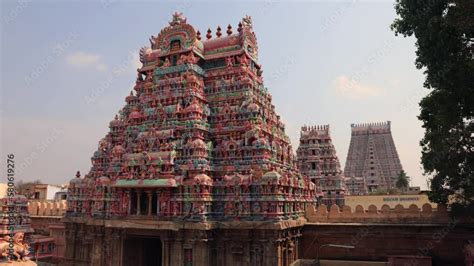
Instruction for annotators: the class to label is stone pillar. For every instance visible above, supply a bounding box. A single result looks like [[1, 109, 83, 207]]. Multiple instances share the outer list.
[[263, 236, 279, 266], [192, 230, 211, 266], [294, 235, 299, 261], [77, 226, 86, 261], [162, 237, 170, 266], [126, 191, 131, 215], [63, 223, 77, 264], [109, 229, 124, 266], [137, 191, 141, 215], [277, 242, 283, 266], [91, 229, 104, 266], [217, 240, 225, 266], [147, 191, 152, 216], [170, 231, 183, 266], [102, 230, 111, 266], [103, 228, 121, 266], [243, 238, 251, 266], [157, 191, 160, 215], [82, 227, 93, 265]]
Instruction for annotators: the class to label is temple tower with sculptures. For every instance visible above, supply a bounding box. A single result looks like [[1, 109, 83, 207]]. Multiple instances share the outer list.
[[344, 121, 403, 193], [296, 125, 346, 206], [63, 13, 316, 266]]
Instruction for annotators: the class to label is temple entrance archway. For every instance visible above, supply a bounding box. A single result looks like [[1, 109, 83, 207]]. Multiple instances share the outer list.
[[122, 236, 162, 266]]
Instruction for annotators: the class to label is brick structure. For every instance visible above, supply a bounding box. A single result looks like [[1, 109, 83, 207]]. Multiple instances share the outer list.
[[63, 13, 316, 266], [344, 121, 403, 193], [296, 125, 346, 206]]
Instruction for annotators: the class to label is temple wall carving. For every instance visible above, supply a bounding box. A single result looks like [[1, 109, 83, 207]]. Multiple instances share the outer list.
[[61, 219, 303, 266]]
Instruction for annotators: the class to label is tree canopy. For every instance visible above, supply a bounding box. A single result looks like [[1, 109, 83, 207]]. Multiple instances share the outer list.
[[15, 179, 42, 199], [391, 0, 473, 214], [396, 170, 411, 191]]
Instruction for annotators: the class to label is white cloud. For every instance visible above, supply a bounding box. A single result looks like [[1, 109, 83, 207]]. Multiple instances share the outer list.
[[389, 79, 401, 88], [333, 75, 383, 99], [66, 51, 108, 71], [130, 52, 141, 72]]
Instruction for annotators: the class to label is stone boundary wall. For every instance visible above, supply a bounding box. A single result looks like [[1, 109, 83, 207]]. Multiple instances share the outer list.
[[28, 200, 67, 217], [305, 203, 456, 224]]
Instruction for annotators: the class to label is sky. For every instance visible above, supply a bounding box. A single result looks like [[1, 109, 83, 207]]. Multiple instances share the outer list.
[[0, 1, 429, 189]]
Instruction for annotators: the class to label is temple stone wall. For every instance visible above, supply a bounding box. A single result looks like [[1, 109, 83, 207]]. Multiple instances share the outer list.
[[305, 203, 453, 224], [300, 223, 471, 265], [62, 219, 304, 266], [59, 204, 473, 265], [301, 204, 473, 265]]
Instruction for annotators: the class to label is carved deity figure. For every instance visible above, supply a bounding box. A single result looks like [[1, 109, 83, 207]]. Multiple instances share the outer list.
[[185, 53, 197, 64], [169, 12, 187, 26], [176, 55, 185, 65], [162, 57, 171, 67], [121, 193, 130, 215], [242, 15, 253, 28], [238, 54, 249, 66], [225, 56, 234, 68], [224, 201, 234, 216]]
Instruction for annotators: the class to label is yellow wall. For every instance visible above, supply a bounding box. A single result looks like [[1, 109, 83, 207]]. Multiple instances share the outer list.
[[0, 183, 8, 198], [344, 194, 437, 209], [34, 186, 48, 200]]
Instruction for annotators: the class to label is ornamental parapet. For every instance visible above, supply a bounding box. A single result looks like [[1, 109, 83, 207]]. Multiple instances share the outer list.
[[304, 203, 471, 224], [27, 200, 67, 217]]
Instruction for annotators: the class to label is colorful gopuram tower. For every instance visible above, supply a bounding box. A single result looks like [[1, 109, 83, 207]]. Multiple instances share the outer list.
[[296, 125, 346, 206], [344, 121, 403, 193], [64, 13, 315, 266]]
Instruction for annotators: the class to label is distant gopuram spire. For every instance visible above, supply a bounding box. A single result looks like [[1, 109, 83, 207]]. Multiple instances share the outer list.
[[296, 124, 345, 206], [344, 121, 403, 193]]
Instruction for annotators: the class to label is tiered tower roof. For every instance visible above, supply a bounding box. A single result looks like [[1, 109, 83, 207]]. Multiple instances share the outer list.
[[344, 121, 403, 193], [297, 124, 345, 206], [67, 13, 316, 222]]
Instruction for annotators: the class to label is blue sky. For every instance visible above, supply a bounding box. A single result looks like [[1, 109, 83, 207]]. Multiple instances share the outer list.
[[1, 1, 429, 188]]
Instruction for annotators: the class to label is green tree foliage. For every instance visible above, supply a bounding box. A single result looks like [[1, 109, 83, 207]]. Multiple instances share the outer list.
[[396, 170, 411, 191], [391, 0, 473, 213]]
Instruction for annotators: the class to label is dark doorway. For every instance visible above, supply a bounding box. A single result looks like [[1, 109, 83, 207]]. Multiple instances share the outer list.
[[139, 193, 148, 215], [130, 192, 137, 214], [152, 193, 158, 215], [122, 236, 162, 266]]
